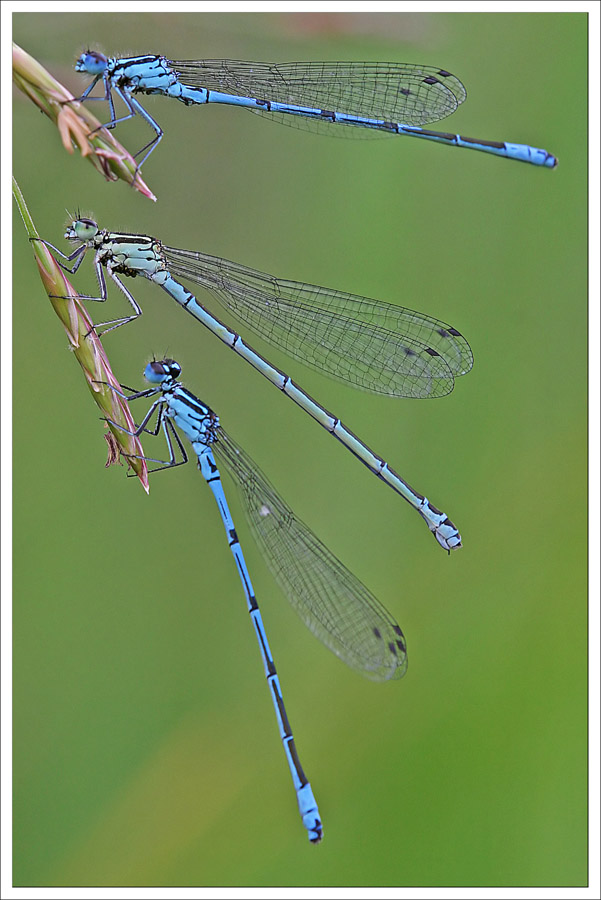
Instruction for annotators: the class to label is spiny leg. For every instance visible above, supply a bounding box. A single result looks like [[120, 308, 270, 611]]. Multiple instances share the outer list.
[[111, 87, 164, 174]]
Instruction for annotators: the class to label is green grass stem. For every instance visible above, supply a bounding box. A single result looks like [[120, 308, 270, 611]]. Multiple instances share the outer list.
[[13, 176, 150, 492]]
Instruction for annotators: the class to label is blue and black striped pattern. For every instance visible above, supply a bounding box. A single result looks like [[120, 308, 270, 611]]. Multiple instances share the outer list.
[[41, 216, 470, 551], [73, 51, 557, 172], [106, 358, 411, 842]]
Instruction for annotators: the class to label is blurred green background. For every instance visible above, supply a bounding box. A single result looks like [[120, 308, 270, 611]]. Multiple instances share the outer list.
[[12, 10, 587, 888]]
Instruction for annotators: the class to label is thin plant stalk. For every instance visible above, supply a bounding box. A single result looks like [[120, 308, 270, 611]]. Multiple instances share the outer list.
[[13, 177, 149, 492], [13, 43, 156, 202]]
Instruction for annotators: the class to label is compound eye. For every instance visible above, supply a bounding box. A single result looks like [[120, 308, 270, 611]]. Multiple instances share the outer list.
[[144, 361, 168, 384], [74, 218, 98, 240], [76, 50, 107, 75], [144, 359, 182, 384]]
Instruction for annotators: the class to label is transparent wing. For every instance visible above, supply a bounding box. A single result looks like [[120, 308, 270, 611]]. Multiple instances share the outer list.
[[168, 59, 467, 135], [214, 429, 407, 681], [164, 246, 473, 399]]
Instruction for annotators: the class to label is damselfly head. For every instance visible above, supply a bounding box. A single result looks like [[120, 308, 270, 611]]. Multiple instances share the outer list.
[[145, 359, 182, 385], [64, 217, 99, 243], [75, 50, 108, 75]]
